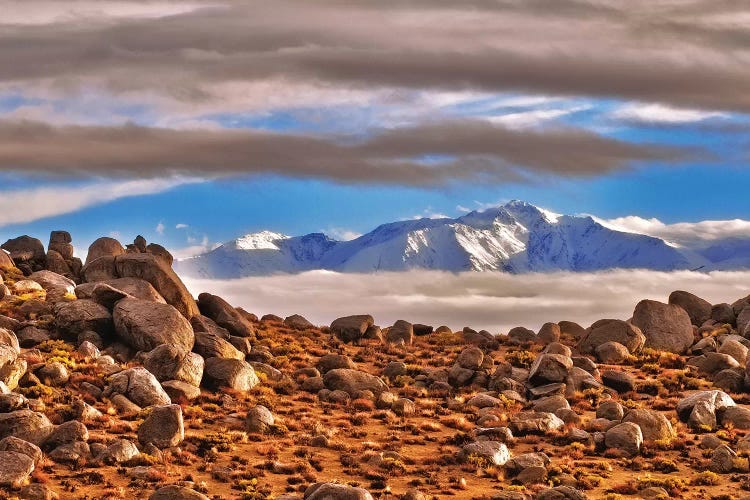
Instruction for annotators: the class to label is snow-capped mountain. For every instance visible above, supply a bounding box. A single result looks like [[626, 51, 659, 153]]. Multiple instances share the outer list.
[[174, 200, 722, 278]]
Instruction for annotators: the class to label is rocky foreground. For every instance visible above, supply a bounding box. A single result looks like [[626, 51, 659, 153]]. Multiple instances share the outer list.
[[1, 233, 750, 499]]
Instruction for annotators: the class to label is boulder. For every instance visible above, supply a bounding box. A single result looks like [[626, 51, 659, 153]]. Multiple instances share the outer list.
[[596, 401, 624, 421], [676, 390, 735, 422], [559, 321, 587, 340], [146, 243, 173, 267], [605, 422, 643, 457], [284, 314, 314, 330], [457, 441, 510, 466], [113, 298, 194, 352], [54, 300, 113, 337], [507, 326, 536, 344], [196, 293, 254, 338], [712, 303, 736, 325], [2, 236, 45, 266], [710, 444, 737, 473], [601, 370, 635, 393], [529, 353, 572, 385], [0, 436, 42, 464], [505, 452, 551, 477], [102, 439, 140, 464], [578, 319, 645, 355], [203, 358, 259, 391], [150, 486, 210, 500], [669, 290, 712, 326], [0, 451, 35, 487], [537, 323, 561, 344], [718, 339, 748, 365], [138, 404, 184, 448], [304, 483, 373, 500], [317, 354, 356, 374], [29, 271, 75, 303], [45, 250, 73, 278], [323, 369, 388, 397], [143, 345, 204, 387], [246, 405, 275, 433], [0, 250, 13, 270], [115, 254, 199, 319], [386, 320, 413, 345], [0, 410, 54, 445], [85, 237, 125, 266], [622, 409, 675, 441], [536, 486, 587, 500], [44, 421, 88, 449], [594, 341, 630, 364], [76, 278, 166, 303], [104, 367, 171, 407], [457, 346, 484, 370], [194, 329, 243, 360], [509, 411, 565, 435], [81, 257, 118, 282], [161, 380, 201, 401], [632, 300, 694, 353], [330, 315, 374, 343], [720, 406, 750, 429], [48, 231, 73, 259]]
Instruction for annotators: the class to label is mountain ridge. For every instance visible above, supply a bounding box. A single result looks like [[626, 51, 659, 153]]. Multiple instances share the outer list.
[[174, 200, 747, 278]]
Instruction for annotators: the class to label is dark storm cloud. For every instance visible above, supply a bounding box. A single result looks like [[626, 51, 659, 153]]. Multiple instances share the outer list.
[[2, 0, 750, 112], [0, 120, 684, 183]]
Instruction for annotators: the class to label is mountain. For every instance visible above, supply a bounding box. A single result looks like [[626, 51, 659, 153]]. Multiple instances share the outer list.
[[174, 200, 716, 278]]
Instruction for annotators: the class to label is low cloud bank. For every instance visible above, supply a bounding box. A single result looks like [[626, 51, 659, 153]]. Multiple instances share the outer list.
[[182, 269, 750, 333]]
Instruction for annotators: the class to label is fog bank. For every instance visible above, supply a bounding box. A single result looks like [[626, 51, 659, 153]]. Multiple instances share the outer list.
[[182, 270, 750, 333]]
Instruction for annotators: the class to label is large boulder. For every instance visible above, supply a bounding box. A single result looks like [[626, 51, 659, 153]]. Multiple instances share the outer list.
[[386, 320, 413, 345], [193, 331, 244, 360], [509, 411, 565, 435], [54, 300, 113, 337], [0, 250, 13, 270], [2, 236, 45, 267], [29, 270, 76, 303], [143, 345, 204, 387], [0, 410, 54, 445], [323, 368, 388, 397], [114, 253, 199, 319], [113, 298, 194, 352], [304, 483, 374, 500], [202, 358, 259, 391], [676, 390, 735, 423], [76, 278, 166, 303], [669, 290, 712, 326], [138, 404, 184, 448], [457, 441, 511, 466], [0, 451, 35, 487], [529, 354, 572, 385], [48, 231, 73, 259], [330, 315, 374, 343], [605, 422, 643, 457], [578, 319, 645, 355], [197, 293, 255, 338], [632, 300, 694, 354], [85, 237, 125, 266], [104, 367, 171, 407], [622, 409, 675, 441], [81, 256, 118, 282]]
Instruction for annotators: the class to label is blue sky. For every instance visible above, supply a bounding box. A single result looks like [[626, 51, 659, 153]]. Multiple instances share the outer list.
[[1, 1, 749, 257]]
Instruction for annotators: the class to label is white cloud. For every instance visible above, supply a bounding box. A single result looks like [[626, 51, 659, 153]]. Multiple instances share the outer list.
[[155, 221, 165, 235], [0, 176, 201, 227], [596, 215, 750, 247], [171, 235, 218, 260], [181, 269, 750, 332], [487, 106, 589, 129], [175, 223, 189, 229], [611, 103, 726, 124], [324, 227, 362, 241]]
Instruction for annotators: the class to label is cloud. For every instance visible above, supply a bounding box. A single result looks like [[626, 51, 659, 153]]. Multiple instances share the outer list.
[[181, 269, 750, 332], [2, 1, 750, 114], [155, 221, 165, 235], [611, 103, 727, 124], [324, 227, 361, 241], [0, 176, 200, 227], [0, 120, 686, 184], [597, 216, 750, 247], [175, 223, 189, 229], [170, 234, 218, 259]]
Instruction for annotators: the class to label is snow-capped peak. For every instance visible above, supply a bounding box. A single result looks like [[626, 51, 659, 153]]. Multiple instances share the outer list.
[[231, 231, 288, 250], [175, 201, 743, 279]]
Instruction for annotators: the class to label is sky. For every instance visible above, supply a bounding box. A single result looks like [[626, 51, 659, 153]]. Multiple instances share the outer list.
[[1, 0, 750, 257]]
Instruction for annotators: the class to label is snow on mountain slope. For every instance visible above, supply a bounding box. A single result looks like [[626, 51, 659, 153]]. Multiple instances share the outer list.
[[174, 201, 708, 278]]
